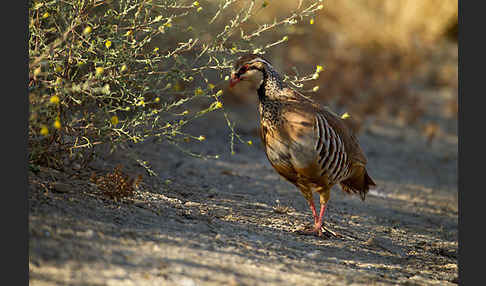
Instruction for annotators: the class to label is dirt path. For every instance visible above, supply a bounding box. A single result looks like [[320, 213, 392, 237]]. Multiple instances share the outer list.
[[29, 97, 458, 285]]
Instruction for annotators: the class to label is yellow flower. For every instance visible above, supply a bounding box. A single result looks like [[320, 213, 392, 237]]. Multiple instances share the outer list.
[[42, 12, 50, 19], [154, 97, 160, 103], [102, 84, 110, 95], [197, 135, 206, 141], [310, 18, 315, 25], [341, 112, 350, 119], [125, 30, 133, 37], [316, 65, 324, 73], [208, 83, 215, 90], [153, 47, 159, 53], [181, 110, 189, 115], [215, 90, 223, 97], [95, 67, 104, 76], [214, 101, 223, 109], [312, 73, 319, 80], [120, 64, 127, 72], [193, 1, 199, 6], [247, 140, 253, 145], [53, 120, 61, 129], [282, 36, 289, 41], [194, 87, 204, 96], [110, 115, 119, 126], [312, 86, 320, 92], [137, 100, 145, 107], [317, 4, 324, 10], [105, 40, 112, 49], [34, 67, 41, 76], [40, 125, 49, 136], [83, 26, 92, 35], [49, 95, 60, 104], [197, 7, 203, 12]]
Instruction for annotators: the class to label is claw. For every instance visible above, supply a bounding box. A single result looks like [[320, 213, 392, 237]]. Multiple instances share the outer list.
[[296, 223, 340, 239]]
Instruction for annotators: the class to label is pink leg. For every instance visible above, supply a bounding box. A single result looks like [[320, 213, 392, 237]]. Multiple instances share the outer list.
[[300, 200, 326, 236], [308, 199, 319, 225], [298, 188, 336, 238], [315, 202, 339, 238], [314, 202, 327, 230]]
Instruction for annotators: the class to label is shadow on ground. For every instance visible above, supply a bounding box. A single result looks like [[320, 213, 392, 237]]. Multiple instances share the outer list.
[[29, 103, 458, 285]]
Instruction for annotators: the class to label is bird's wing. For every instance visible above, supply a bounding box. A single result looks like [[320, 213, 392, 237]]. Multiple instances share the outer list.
[[279, 102, 368, 181]]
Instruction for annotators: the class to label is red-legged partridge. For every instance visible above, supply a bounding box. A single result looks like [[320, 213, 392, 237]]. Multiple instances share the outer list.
[[229, 54, 376, 237]]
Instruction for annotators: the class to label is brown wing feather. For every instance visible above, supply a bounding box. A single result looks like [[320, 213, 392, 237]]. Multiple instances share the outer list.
[[278, 106, 326, 182], [281, 87, 367, 166], [280, 102, 367, 166]]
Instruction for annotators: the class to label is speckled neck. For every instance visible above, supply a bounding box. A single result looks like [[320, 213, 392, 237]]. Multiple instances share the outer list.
[[257, 64, 285, 102]]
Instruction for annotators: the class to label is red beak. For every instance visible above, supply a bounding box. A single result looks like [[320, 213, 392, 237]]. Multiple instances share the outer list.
[[229, 73, 240, 88]]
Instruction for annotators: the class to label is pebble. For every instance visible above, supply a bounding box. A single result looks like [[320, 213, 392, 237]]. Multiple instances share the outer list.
[[306, 250, 322, 259], [365, 236, 407, 257], [178, 278, 197, 286], [51, 182, 71, 193]]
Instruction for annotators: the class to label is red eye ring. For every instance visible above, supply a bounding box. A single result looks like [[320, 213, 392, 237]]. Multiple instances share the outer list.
[[239, 64, 249, 75]]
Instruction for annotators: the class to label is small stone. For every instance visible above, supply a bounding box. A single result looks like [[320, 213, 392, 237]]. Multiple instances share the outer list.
[[51, 182, 71, 193], [365, 236, 406, 257], [178, 278, 197, 286], [306, 250, 321, 258], [184, 201, 199, 207], [83, 229, 94, 238]]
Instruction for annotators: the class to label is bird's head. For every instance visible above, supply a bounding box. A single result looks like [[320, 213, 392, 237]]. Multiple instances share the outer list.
[[229, 54, 272, 90]]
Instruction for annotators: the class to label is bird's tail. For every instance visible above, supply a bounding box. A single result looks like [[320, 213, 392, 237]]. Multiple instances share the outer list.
[[340, 165, 376, 201]]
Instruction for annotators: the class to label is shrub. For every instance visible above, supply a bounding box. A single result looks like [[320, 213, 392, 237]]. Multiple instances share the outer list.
[[28, 0, 323, 171], [91, 165, 142, 201]]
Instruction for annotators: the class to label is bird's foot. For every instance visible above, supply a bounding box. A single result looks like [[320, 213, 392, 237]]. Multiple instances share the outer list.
[[296, 223, 339, 239], [296, 225, 322, 237]]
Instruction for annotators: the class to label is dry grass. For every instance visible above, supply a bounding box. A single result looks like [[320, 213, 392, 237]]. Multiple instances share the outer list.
[[228, 0, 458, 131], [318, 0, 457, 51], [91, 165, 142, 201]]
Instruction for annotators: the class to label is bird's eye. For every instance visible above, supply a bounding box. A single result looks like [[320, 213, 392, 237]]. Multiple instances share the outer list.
[[239, 65, 249, 75]]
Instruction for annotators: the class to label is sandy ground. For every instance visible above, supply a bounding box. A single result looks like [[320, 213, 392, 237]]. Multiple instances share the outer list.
[[29, 85, 458, 285]]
